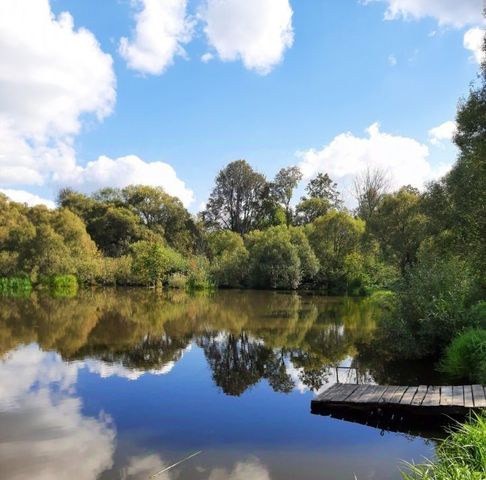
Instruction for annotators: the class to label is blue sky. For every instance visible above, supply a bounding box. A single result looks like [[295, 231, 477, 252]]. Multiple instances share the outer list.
[[0, 0, 484, 210]]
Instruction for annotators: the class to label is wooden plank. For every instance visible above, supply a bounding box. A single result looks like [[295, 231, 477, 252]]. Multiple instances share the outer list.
[[422, 386, 440, 407], [411, 385, 428, 406], [360, 385, 387, 403], [472, 385, 486, 407], [327, 383, 360, 402], [452, 385, 464, 407], [388, 386, 408, 404], [464, 385, 474, 408], [440, 386, 453, 406], [315, 384, 339, 402], [347, 385, 373, 403], [400, 386, 418, 405], [380, 386, 399, 404]]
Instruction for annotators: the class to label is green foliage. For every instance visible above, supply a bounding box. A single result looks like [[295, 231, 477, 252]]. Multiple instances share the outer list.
[[207, 231, 249, 287], [186, 256, 213, 290], [0, 276, 32, 296], [47, 274, 79, 298], [307, 210, 365, 292], [440, 330, 486, 384], [247, 226, 302, 289], [368, 186, 427, 272], [401, 414, 486, 480], [167, 272, 189, 289], [294, 197, 330, 225], [131, 241, 187, 287], [368, 290, 397, 311], [202, 160, 269, 234], [304, 172, 342, 209], [271, 166, 302, 225], [381, 256, 477, 358]]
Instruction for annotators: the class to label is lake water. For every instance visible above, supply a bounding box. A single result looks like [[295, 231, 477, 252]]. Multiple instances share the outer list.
[[0, 290, 438, 480]]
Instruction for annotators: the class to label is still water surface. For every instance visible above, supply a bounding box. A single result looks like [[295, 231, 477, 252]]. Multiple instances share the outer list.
[[0, 290, 437, 479]]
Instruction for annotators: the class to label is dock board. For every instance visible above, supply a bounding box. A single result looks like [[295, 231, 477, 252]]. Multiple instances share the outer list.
[[312, 383, 486, 415]]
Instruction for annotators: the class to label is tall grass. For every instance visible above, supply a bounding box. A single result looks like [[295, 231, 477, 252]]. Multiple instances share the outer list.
[[401, 414, 486, 480]]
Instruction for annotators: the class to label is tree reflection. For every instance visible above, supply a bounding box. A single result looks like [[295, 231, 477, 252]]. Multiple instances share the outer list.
[[0, 290, 380, 394]]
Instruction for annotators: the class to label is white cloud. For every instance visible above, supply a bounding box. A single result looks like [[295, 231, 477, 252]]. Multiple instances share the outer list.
[[464, 27, 485, 64], [120, 0, 194, 75], [298, 123, 449, 200], [428, 120, 457, 146], [363, 0, 484, 28], [200, 0, 294, 74], [62, 154, 194, 207], [0, 0, 115, 140], [388, 54, 397, 66], [0, 189, 56, 209], [201, 52, 214, 63]]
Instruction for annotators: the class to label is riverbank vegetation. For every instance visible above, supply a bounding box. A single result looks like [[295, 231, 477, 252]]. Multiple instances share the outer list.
[[401, 414, 486, 479], [1, 24, 485, 385]]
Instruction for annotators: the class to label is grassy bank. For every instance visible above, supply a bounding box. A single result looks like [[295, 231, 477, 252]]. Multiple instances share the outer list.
[[401, 414, 486, 479]]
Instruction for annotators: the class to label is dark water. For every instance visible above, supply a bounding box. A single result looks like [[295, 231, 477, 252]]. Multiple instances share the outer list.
[[0, 290, 438, 480]]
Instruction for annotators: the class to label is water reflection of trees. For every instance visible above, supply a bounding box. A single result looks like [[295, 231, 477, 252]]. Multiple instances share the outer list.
[[0, 290, 378, 394]]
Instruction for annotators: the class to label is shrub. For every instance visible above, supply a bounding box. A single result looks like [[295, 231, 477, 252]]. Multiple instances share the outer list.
[[131, 241, 187, 287], [440, 329, 486, 384], [187, 256, 213, 290], [401, 414, 486, 479], [369, 290, 398, 311], [392, 256, 477, 357], [467, 301, 486, 328], [167, 272, 188, 289]]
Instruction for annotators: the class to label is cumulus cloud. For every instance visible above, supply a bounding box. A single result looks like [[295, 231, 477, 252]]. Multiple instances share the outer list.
[[428, 120, 457, 146], [0, 189, 56, 209], [464, 27, 486, 64], [200, 0, 294, 74], [62, 154, 194, 207], [120, 0, 194, 75], [298, 123, 450, 202], [0, 0, 115, 140], [363, 0, 483, 28]]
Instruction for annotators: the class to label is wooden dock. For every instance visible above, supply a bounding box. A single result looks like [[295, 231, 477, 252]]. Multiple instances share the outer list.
[[311, 383, 486, 416]]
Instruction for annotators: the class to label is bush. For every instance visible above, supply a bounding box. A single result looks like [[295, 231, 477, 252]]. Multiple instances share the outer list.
[[369, 290, 398, 311], [131, 241, 187, 287], [392, 256, 477, 357], [467, 301, 486, 328], [187, 256, 213, 290], [401, 414, 486, 479], [440, 330, 486, 384], [167, 273, 188, 289]]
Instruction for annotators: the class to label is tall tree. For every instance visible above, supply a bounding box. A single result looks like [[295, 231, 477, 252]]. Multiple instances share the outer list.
[[271, 166, 302, 225], [353, 167, 390, 221], [202, 160, 269, 234], [446, 29, 486, 280], [304, 173, 342, 209]]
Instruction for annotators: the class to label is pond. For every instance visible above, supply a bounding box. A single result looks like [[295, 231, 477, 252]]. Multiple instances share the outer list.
[[0, 290, 440, 480]]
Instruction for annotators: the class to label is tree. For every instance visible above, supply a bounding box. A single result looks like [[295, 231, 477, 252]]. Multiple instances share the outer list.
[[368, 186, 427, 273], [294, 197, 330, 225], [271, 166, 302, 225], [304, 173, 342, 209], [307, 211, 365, 291], [446, 29, 486, 281], [202, 160, 269, 234], [353, 167, 390, 221], [247, 227, 302, 289]]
